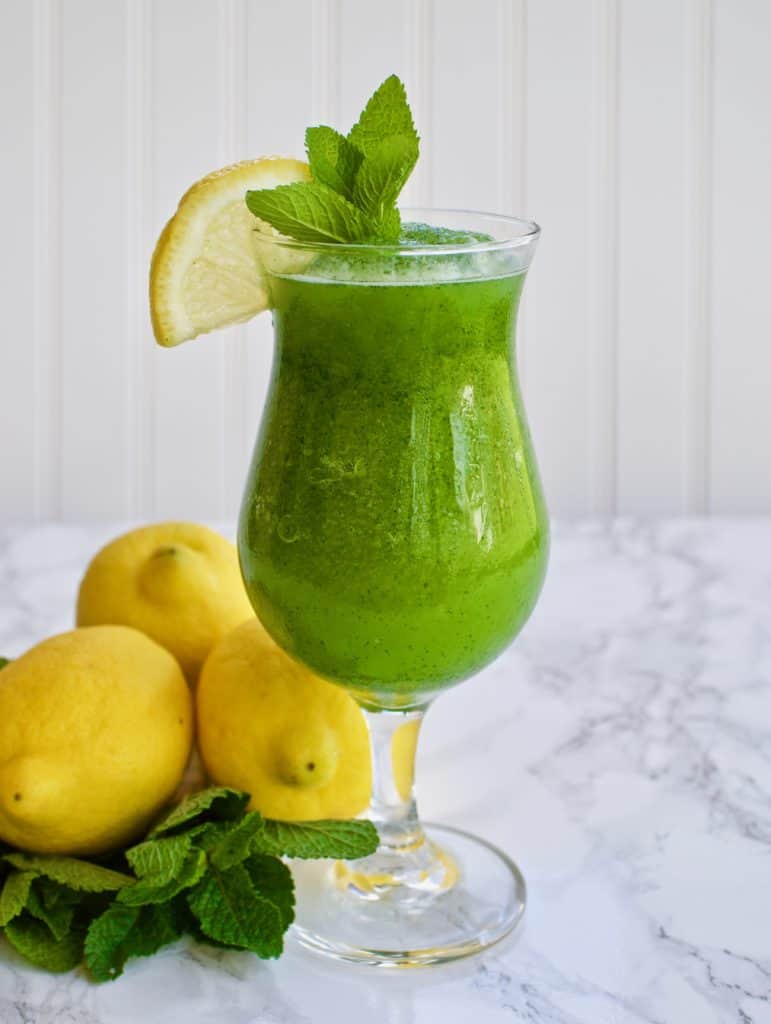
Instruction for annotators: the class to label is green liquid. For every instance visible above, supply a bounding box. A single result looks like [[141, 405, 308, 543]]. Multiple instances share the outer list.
[[239, 248, 548, 707]]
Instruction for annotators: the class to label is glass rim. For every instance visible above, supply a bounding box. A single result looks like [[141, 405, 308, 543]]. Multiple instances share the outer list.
[[253, 207, 541, 258]]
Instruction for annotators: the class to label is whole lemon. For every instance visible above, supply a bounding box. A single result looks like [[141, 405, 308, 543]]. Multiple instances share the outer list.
[[76, 522, 254, 683], [197, 619, 371, 820], [0, 626, 192, 856]]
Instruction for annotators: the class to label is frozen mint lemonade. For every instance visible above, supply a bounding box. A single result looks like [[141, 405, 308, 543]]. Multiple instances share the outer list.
[[239, 232, 547, 706]]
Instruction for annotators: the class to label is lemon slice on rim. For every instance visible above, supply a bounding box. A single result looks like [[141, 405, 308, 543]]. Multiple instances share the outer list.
[[149, 157, 310, 347]]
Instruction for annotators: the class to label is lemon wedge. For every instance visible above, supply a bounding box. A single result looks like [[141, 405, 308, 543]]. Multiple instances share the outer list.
[[150, 157, 310, 347]]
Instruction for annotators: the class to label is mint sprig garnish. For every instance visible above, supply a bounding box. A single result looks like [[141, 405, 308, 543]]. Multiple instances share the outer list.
[[246, 74, 419, 244], [0, 786, 378, 981], [348, 75, 418, 155], [352, 136, 418, 233], [304, 126, 362, 200], [246, 182, 370, 244]]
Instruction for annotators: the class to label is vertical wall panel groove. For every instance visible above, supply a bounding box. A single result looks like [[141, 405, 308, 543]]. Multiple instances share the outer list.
[[221, 0, 249, 516], [406, 0, 433, 207], [497, 0, 530, 386], [126, 0, 151, 518], [32, 0, 61, 521], [683, 0, 714, 514], [432, 1, 501, 212], [497, 3, 514, 212], [525, 0, 596, 515], [588, 0, 620, 514], [312, 0, 341, 124], [150, 0, 227, 521], [710, 0, 771, 513], [60, 0, 134, 519], [616, 0, 692, 514], [339, 0, 410, 127], [496, 0, 528, 218], [3, 2, 37, 520]]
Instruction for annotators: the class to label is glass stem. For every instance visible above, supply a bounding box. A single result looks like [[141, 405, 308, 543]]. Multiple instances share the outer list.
[[337, 705, 450, 899], [363, 707, 426, 856]]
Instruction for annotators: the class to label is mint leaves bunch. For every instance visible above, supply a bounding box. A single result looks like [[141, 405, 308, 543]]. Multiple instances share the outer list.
[[0, 786, 377, 982], [246, 75, 419, 244]]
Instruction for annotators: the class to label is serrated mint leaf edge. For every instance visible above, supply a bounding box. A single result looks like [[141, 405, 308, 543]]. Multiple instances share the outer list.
[[126, 833, 193, 884], [148, 787, 249, 838], [252, 819, 379, 860], [352, 135, 419, 221], [117, 850, 206, 907], [3, 854, 133, 892], [348, 74, 418, 156], [208, 812, 264, 871], [246, 182, 371, 244], [186, 864, 284, 959], [0, 870, 37, 926], [25, 880, 76, 941], [84, 903, 140, 982], [4, 913, 85, 973], [244, 854, 295, 932], [305, 125, 364, 200]]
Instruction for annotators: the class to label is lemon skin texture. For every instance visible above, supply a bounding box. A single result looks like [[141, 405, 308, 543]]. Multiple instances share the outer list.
[[197, 619, 371, 820], [76, 522, 255, 685], [0, 625, 193, 856]]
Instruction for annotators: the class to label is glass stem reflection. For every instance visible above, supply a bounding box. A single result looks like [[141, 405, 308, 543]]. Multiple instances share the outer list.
[[366, 707, 424, 852], [340, 706, 453, 900]]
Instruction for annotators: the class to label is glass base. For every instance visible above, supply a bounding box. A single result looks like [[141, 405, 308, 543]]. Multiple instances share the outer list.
[[291, 823, 526, 967]]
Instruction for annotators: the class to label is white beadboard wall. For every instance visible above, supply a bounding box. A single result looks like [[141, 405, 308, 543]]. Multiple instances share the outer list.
[[1, 0, 770, 523]]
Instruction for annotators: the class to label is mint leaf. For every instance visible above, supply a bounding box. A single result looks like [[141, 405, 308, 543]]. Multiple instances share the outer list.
[[208, 812, 264, 871], [252, 819, 379, 860], [353, 135, 418, 227], [118, 850, 206, 907], [305, 126, 363, 199], [148, 787, 249, 838], [245, 75, 419, 246], [85, 902, 183, 982], [5, 913, 84, 973], [244, 854, 294, 931], [185, 820, 235, 851], [377, 207, 402, 243], [0, 870, 36, 926], [3, 854, 133, 893], [246, 182, 370, 244], [348, 74, 418, 156], [187, 864, 283, 958], [127, 902, 184, 959], [26, 879, 78, 940], [84, 903, 139, 981], [126, 833, 192, 884]]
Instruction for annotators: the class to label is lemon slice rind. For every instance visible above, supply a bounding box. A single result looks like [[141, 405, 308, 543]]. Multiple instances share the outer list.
[[150, 157, 311, 347]]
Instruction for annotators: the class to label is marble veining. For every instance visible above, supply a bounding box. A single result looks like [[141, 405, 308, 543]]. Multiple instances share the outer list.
[[0, 520, 769, 1023]]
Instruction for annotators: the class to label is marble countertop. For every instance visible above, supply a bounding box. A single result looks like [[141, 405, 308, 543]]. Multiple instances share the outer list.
[[0, 520, 769, 1023]]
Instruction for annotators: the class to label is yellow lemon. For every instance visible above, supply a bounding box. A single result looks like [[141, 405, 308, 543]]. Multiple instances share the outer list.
[[76, 522, 254, 684], [0, 626, 192, 856], [392, 719, 420, 801], [150, 156, 311, 347], [197, 619, 371, 820]]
